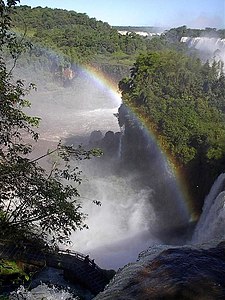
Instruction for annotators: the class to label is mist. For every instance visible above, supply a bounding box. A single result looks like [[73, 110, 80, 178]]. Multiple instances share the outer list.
[[15, 63, 191, 270], [181, 36, 225, 64]]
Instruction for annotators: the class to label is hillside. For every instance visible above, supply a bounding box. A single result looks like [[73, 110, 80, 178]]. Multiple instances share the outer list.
[[9, 6, 191, 83], [11, 6, 148, 65]]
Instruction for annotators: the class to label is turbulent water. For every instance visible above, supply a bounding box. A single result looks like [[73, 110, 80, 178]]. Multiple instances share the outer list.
[[192, 173, 225, 244], [94, 174, 225, 299], [181, 36, 225, 63], [13, 41, 225, 298], [10, 172, 225, 299], [10, 284, 79, 300], [21, 67, 190, 271], [67, 174, 159, 270], [25, 70, 121, 142]]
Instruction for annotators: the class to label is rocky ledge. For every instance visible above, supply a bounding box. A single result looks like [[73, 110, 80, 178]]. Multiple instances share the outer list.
[[94, 241, 225, 300]]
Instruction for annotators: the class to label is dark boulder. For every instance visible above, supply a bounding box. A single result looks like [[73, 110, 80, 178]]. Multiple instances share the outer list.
[[94, 242, 225, 299]]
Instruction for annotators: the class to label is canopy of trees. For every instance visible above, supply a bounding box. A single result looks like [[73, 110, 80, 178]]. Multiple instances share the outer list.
[[119, 50, 225, 210], [11, 5, 149, 65], [9, 6, 194, 72]]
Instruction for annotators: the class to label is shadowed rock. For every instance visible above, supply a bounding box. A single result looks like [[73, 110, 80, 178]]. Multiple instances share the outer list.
[[94, 242, 225, 299]]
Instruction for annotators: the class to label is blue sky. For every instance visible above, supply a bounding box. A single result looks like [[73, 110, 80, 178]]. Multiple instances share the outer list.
[[19, 0, 225, 29]]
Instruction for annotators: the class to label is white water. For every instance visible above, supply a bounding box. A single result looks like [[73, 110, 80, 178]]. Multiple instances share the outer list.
[[93, 172, 225, 299], [25, 72, 121, 142], [179, 37, 225, 244], [192, 173, 225, 244], [12, 56, 220, 298], [20, 67, 190, 271], [181, 37, 225, 63], [10, 284, 77, 300], [66, 175, 160, 269]]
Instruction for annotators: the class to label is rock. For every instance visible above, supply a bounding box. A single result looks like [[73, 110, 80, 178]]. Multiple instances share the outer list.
[[89, 131, 103, 145], [94, 243, 225, 299]]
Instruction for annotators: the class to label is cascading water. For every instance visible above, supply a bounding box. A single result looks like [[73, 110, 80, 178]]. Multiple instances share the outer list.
[[192, 173, 225, 244], [67, 173, 159, 270], [21, 65, 191, 272], [117, 127, 123, 159], [181, 36, 225, 63], [181, 36, 225, 245]]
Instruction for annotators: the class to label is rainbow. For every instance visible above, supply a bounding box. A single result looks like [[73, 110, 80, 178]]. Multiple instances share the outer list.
[[78, 64, 196, 221], [30, 45, 195, 221], [79, 64, 122, 107], [124, 104, 197, 221]]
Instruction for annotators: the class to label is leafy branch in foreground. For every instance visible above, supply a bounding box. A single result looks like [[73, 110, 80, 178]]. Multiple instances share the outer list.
[[0, 0, 102, 246]]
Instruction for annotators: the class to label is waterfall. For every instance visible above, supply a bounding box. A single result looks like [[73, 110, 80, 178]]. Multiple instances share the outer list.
[[11, 45, 201, 297], [65, 111, 191, 270], [67, 173, 160, 270], [180, 37, 225, 244], [181, 37, 225, 51], [181, 37, 225, 63], [117, 127, 123, 159], [192, 173, 225, 244]]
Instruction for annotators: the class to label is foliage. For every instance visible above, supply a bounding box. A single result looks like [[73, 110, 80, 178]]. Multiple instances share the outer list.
[[119, 50, 225, 208], [119, 51, 225, 163], [0, 259, 29, 292], [6, 5, 223, 87], [9, 5, 190, 79], [10, 5, 148, 65], [5, 5, 200, 85], [0, 260, 25, 277], [0, 0, 101, 246]]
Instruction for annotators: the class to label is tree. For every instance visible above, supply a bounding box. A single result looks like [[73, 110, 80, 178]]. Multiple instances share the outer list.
[[0, 0, 100, 246], [119, 50, 225, 211]]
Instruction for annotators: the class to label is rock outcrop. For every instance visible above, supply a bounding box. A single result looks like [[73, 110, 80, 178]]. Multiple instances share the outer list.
[[94, 242, 225, 300]]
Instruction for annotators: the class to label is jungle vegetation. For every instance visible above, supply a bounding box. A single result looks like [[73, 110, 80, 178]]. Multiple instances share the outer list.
[[10, 6, 225, 70], [119, 51, 225, 211], [9, 5, 192, 79]]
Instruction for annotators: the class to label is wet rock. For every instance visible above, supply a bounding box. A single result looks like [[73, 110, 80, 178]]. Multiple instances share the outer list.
[[89, 130, 122, 159], [94, 243, 225, 300], [89, 130, 103, 145]]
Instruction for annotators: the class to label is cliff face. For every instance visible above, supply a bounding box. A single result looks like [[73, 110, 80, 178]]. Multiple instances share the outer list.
[[94, 242, 225, 300]]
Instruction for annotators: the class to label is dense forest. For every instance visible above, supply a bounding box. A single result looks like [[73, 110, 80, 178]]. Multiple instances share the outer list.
[[10, 6, 225, 84], [9, 5, 191, 82], [11, 5, 147, 65], [119, 51, 225, 212]]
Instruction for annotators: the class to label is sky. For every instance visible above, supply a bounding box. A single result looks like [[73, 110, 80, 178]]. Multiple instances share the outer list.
[[19, 0, 225, 29]]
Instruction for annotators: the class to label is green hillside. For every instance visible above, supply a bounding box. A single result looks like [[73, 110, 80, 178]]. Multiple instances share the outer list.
[[11, 5, 149, 65]]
